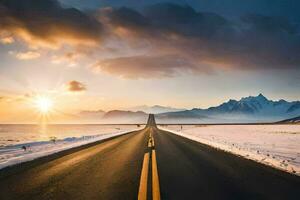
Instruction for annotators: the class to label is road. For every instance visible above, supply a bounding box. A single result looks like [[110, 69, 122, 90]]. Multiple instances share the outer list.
[[0, 114, 299, 200]]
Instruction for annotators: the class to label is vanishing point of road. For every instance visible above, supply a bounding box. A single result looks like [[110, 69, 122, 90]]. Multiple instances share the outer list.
[[0, 115, 299, 200]]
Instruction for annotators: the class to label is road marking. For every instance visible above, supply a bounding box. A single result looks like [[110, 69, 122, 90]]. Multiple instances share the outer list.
[[148, 133, 155, 148], [148, 138, 152, 148], [138, 152, 150, 200], [152, 150, 161, 200], [138, 129, 160, 200]]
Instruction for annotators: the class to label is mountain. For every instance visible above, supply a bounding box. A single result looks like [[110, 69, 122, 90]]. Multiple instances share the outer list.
[[76, 110, 105, 123], [78, 110, 105, 117], [157, 94, 300, 123], [128, 105, 185, 114], [286, 102, 300, 113], [278, 116, 300, 123], [75, 109, 148, 123], [102, 110, 148, 123], [75, 94, 300, 123]]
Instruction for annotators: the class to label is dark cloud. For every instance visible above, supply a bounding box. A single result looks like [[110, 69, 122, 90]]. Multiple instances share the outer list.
[[143, 3, 228, 37], [59, 0, 300, 23], [1, 1, 300, 79], [66, 81, 86, 92], [0, 0, 103, 48], [241, 14, 297, 34], [108, 7, 150, 29], [103, 3, 229, 39], [93, 3, 300, 78]]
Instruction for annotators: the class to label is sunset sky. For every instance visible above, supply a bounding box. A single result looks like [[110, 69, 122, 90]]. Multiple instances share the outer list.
[[0, 0, 300, 123]]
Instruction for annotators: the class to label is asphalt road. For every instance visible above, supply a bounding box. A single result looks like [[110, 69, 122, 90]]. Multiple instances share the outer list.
[[0, 114, 299, 200]]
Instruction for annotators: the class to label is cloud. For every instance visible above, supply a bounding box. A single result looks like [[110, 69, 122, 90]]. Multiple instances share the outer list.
[[1, 1, 300, 79], [92, 54, 211, 79], [101, 4, 231, 45], [52, 52, 81, 66], [0, 96, 20, 103], [65, 80, 86, 92], [0, 36, 14, 44], [15, 51, 41, 60], [0, 0, 103, 48], [94, 3, 300, 78]]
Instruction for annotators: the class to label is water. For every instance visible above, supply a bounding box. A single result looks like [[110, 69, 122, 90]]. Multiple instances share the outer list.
[[0, 124, 142, 147]]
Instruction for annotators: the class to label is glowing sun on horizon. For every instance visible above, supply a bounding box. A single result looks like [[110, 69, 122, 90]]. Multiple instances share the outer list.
[[34, 96, 54, 114]]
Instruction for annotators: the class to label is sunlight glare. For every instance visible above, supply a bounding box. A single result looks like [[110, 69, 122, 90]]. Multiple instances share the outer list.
[[35, 96, 53, 114]]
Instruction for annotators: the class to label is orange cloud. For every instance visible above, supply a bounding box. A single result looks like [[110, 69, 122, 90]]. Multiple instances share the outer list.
[[65, 81, 86, 92], [15, 51, 41, 60], [0, 0, 103, 49], [0, 36, 14, 44], [92, 55, 209, 79], [1, 1, 299, 79], [96, 4, 300, 78]]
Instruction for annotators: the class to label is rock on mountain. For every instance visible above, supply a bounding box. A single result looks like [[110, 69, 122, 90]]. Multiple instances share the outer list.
[[278, 116, 300, 123]]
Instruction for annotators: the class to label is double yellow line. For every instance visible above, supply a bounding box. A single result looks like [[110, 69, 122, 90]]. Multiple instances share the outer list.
[[138, 130, 161, 200]]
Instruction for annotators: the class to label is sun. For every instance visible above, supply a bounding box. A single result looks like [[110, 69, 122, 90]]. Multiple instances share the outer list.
[[34, 96, 54, 114]]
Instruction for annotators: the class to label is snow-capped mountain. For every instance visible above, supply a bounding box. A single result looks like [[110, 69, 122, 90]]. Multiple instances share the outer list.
[[157, 94, 300, 123], [205, 94, 299, 116]]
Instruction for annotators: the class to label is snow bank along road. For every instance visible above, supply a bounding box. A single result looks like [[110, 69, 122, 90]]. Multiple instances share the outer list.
[[0, 128, 144, 170], [0, 115, 300, 200]]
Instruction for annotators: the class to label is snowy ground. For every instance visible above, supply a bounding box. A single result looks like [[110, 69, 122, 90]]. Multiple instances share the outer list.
[[160, 125, 300, 175], [0, 127, 143, 170]]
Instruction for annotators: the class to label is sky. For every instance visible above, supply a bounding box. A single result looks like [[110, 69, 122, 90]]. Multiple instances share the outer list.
[[0, 0, 300, 123]]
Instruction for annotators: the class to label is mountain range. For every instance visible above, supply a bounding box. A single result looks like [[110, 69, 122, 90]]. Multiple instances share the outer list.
[[157, 94, 300, 123], [77, 94, 300, 123], [128, 105, 185, 114]]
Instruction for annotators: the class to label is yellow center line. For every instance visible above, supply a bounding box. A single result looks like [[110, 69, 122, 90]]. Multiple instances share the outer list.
[[138, 129, 160, 200], [138, 152, 150, 200], [148, 133, 155, 148], [152, 150, 161, 200], [148, 138, 152, 148]]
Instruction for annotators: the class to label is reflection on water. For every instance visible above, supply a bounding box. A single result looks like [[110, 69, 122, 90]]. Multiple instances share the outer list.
[[39, 123, 48, 141], [0, 124, 142, 147]]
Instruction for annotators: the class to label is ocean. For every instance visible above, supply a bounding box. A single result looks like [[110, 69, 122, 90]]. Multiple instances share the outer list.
[[0, 124, 141, 147]]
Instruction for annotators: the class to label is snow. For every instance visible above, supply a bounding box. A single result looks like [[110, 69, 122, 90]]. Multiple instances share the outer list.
[[160, 125, 300, 175], [0, 127, 143, 170]]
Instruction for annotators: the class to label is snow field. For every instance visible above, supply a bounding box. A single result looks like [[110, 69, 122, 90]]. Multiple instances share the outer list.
[[160, 125, 300, 175]]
